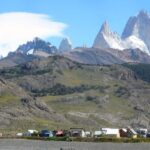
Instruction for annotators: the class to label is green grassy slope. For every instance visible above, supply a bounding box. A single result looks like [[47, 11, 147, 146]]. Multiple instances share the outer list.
[[0, 56, 150, 131]]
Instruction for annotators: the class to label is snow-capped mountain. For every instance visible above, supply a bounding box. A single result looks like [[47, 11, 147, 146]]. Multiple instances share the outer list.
[[93, 21, 123, 50], [0, 38, 58, 68], [59, 38, 72, 52], [122, 10, 150, 52], [93, 11, 150, 55], [1, 10, 150, 68], [16, 37, 58, 56]]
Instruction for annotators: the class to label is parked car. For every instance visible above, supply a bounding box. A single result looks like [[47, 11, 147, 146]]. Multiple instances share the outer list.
[[16, 133, 23, 137], [23, 129, 38, 137], [93, 131, 102, 137], [136, 128, 148, 138], [55, 130, 65, 137], [69, 128, 86, 137], [147, 132, 150, 138], [39, 130, 53, 137], [85, 131, 92, 137]]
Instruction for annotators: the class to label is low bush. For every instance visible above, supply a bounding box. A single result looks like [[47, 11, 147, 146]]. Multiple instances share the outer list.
[[31, 84, 109, 96], [69, 137, 150, 143]]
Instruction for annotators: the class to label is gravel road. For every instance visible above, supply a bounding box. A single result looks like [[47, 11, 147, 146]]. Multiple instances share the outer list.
[[0, 139, 149, 150]]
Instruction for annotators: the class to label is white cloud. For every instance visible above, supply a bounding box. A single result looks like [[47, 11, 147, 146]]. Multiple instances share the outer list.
[[0, 12, 67, 57]]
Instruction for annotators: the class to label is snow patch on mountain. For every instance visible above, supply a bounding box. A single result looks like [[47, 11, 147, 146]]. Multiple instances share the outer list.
[[123, 36, 149, 54], [102, 32, 124, 50], [93, 21, 124, 50], [122, 10, 150, 53], [27, 49, 34, 55], [16, 37, 57, 56]]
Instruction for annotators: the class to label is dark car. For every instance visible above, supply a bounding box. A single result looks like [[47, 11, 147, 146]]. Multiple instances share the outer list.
[[39, 130, 53, 137], [147, 133, 150, 138]]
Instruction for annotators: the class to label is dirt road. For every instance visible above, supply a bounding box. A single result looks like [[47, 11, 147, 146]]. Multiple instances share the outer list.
[[0, 139, 149, 150]]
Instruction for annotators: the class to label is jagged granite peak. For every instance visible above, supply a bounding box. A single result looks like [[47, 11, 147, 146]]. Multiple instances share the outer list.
[[122, 10, 150, 52], [121, 16, 137, 39], [59, 38, 72, 52], [100, 21, 110, 34], [122, 10, 150, 39], [92, 11, 150, 54], [16, 37, 57, 55], [138, 10, 150, 19], [93, 21, 123, 50]]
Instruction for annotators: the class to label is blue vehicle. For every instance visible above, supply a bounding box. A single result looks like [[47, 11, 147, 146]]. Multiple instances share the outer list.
[[147, 132, 150, 138], [39, 130, 53, 137]]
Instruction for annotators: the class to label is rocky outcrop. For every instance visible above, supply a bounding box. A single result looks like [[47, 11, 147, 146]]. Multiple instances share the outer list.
[[16, 37, 58, 55], [93, 21, 123, 50], [59, 38, 72, 52], [93, 11, 150, 55], [122, 10, 150, 53], [64, 47, 150, 65]]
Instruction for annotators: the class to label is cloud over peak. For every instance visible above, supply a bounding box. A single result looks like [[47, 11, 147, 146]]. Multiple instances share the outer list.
[[0, 12, 67, 57]]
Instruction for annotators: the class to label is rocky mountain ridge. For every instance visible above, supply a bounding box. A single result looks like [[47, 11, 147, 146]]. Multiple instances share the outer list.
[[64, 47, 150, 65], [16, 37, 58, 56], [93, 10, 150, 54], [59, 38, 72, 52], [1, 10, 150, 67]]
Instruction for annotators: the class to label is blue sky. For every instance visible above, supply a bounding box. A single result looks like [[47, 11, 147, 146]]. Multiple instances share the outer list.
[[0, 0, 150, 56]]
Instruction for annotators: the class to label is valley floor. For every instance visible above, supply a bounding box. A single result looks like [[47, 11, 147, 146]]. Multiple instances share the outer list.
[[0, 139, 149, 150]]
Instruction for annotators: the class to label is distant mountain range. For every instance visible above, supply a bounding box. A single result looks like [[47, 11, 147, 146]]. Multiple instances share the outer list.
[[10, 37, 72, 57], [1, 10, 150, 68], [16, 37, 58, 56], [0, 10, 150, 131], [93, 10, 150, 54], [65, 47, 150, 65]]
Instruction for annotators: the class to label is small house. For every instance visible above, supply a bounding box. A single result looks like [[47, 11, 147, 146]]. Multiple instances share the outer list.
[[119, 128, 128, 137], [101, 128, 120, 138]]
